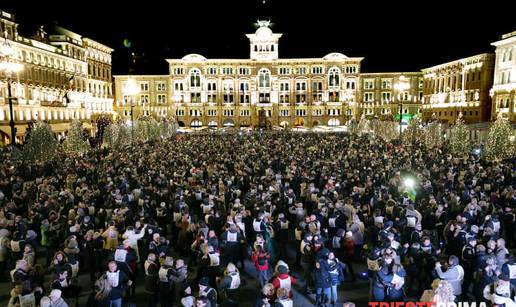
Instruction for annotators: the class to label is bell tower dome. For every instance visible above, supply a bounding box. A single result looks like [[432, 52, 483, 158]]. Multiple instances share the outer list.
[[246, 20, 282, 61]]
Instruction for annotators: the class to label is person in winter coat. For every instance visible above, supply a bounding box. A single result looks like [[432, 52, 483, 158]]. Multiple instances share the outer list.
[[388, 263, 406, 301], [220, 223, 244, 266], [144, 253, 159, 307], [105, 261, 131, 307], [86, 275, 112, 307], [342, 231, 356, 282], [314, 261, 331, 307], [271, 264, 297, 297], [324, 251, 346, 305], [198, 277, 217, 307], [158, 256, 175, 307], [102, 222, 119, 252], [251, 245, 271, 288], [435, 255, 464, 298], [218, 262, 241, 307], [172, 259, 189, 305], [483, 275, 516, 307], [49, 289, 69, 307], [372, 254, 394, 301]]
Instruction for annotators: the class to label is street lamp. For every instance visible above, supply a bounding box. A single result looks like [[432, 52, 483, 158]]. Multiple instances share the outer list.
[[123, 77, 140, 141], [394, 78, 410, 138], [0, 38, 24, 145]]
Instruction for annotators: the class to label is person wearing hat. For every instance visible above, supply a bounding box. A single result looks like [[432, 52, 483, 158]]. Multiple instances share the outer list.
[[272, 264, 297, 297], [198, 277, 217, 307]]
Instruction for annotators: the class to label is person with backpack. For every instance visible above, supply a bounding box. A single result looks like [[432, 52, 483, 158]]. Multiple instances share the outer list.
[[218, 262, 241, 307], [198, 277, 217, 307], [158, 256, 175, 307], [252, 245, 271, 288]]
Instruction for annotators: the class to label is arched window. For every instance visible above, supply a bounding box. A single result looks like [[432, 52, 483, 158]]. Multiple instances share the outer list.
[[328, 67, 341, 87], [258, 68, 270, 88], [189, 69, 201, 88]]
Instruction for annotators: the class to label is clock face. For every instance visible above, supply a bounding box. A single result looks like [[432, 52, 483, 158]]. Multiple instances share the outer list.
[[256, 27, 272, 42]]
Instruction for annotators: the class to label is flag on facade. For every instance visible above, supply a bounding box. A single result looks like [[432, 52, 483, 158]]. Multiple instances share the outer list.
[[68, 75, 75, 90]]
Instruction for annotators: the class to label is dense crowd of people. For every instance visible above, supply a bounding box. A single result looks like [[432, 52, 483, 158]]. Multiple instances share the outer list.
[[0, 131, 515, 307]]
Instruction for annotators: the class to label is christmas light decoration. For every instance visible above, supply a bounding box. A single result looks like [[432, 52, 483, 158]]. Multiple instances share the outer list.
[[22, 122, 58, 162], [448, 112, 471, 157], [62, 120, 90, 154], [484, 113, 515, 161]]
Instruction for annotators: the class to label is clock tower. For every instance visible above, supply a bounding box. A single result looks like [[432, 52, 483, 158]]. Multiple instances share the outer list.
[[246, 20, 282, 61]]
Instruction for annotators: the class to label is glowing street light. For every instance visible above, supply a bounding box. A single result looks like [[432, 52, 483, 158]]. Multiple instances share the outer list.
[[122, 77, 140, 141], [403, 177, 415, 189]]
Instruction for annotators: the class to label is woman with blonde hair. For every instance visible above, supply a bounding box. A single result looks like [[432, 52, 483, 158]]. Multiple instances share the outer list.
[[218, 262, 241, 306], [86, 275, 112, 307], [262, 283, 276, 302], [433, 280, 456, 304]]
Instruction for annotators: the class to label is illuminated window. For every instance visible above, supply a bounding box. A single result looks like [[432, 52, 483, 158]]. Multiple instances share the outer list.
[[312, 66, 323, 74], [382, 92, 391, 102], [381, 79, 392, 89], [295, 81, 306, 91], [207, 82, 217, 91], [364, 80, 374, 90], [258, 68, 271, 88], [328, 67, 340, 87], [156, 82, 166, 91], [140, 82, 149, 92], [364, 92, 374, 102], [189, 69, 201, 88]]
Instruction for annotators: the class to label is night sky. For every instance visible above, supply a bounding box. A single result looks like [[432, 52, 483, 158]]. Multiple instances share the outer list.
[[2, 0, 514, 75]]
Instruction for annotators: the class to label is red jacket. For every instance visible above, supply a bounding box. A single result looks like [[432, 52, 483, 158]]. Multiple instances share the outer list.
[[251, 251, 270, 271], [272, 273, 297, 290]]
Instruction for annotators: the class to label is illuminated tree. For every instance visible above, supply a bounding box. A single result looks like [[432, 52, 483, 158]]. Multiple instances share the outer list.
[[448, 113, 470, 156], [22, 122, 58, 161], [103, 122, 130, 149], [62, 120, 89, 154], [484, 113, 515, 161], [403, 118, 424, 145]]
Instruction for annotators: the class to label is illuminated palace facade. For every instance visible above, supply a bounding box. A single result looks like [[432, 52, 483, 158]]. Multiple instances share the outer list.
[[0, 10, 113, 144], [114, 21, 424, 128], [421, 54, 495, 124], [491, 31, 516, 123]]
